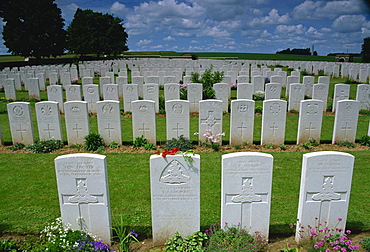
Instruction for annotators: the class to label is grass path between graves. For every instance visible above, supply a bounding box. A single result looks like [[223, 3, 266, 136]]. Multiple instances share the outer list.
[[0, 151, 369, 238]]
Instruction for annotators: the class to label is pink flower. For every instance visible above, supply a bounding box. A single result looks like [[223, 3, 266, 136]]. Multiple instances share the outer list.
[[338, 218, 343, 221]]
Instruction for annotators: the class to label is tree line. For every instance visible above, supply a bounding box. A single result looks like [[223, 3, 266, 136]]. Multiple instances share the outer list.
[[0, 0, 128, 59]]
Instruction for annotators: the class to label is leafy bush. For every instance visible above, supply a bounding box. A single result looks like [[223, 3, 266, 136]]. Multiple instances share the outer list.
[[164, 135, 193, 151], [190, 66, 224, 99], [84, 133, 105, 151], [164, 231, 208, 251], [133, 136, 148, 147], [109, 141, 120, 148], [24, 140, 64, 153], [255, 106, 263, 114], [0, 239, 19, 252], [309, 138, 320, 147], [144, 143, 156, 150], [337, 141, 356, 148], [253, 90, 265, 100], [8, 142, 25, 151], [359, 135, 370, 146], [362, 237, 370, 252]]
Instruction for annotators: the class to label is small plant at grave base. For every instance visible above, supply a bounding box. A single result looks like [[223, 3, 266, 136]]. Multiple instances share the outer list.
[[243, 141, 249, 146], [84, 132, 105, 151], [302, 142, 313, 150], [359, 109, 370, 115], [144, 143, 156, 150], [8, 142, 25, 151], [253, 90, 265, 100], [309, 138, 320, 147], [362, 237, 370, 252], [204, 223, 268, 251], [164, 135, 193, 152], [196, 130, 225, 152], [233, 144, 241, 150], [110, 216, 139, 252], [255, 106, 263, 114], [96, 145, 106, 153], [265, 143, 274, 149], [289, 109, 299, 113], [108, 141, 120, 148], [337, 140, 356, 148], [123, 111, 132, 115], [163, 231, 208, 251], [180, 82, 188, 99], [279, 144, 287, 150], [0, 239, 19, 252], [359, 135, 370, 147], [133, 136, 148, 147], [24, 139, 64, 153], [70, 143, 83, 149], [296, 218, 359, 252], [281, 241, 300, 252]]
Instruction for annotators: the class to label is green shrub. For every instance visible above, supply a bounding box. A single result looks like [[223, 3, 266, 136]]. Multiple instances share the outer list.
[[133, 136, 148, 147], [359, 135, 370, 146], [109, 141, 120, 148], [0, 239, 19, 252], [144, 143, 156, 150], [309, 138, 320, 146], [289, 109, 299, 113], [359, 109, 370, 115], [233, 144, 241, 149], [255, 106, 263, 114], [337, 141, 356, 148], [24, 140, 64, 153], [164, 231, 208, 252], [8, 142, 25, 151], [84, 133, 105, 151], [265, 143, 273, 149], [362, 237, 370, 252], [190, 66, 224, 99], [302, 142, 313, 150], [164, 135, 193, 151], [279, 144, 287, 150]]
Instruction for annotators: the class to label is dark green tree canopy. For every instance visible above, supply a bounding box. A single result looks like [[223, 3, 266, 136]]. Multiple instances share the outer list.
[[361, 37, 370, 62], [0, 0, 66, 58], [67, 8, 128, 56]]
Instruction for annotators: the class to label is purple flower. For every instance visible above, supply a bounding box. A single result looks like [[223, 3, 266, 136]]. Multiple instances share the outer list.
[[130, 230, 139, 238]]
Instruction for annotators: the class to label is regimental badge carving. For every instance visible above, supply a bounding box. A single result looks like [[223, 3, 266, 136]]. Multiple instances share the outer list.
[[147, 86, 155, 94], [102, 104, 114, 114], [269, 85, 277, 92], [238, 104, 248, 112], [306, 103, 318, 115], [231, 178, 262, 203], [69, 86, 77, 92], [172, 103, 183, 114], [269, 102, 281, 115], [13, 105, 24, 116], [139, 105, 148, 113], [312, 177, 341, 201], [68, 179, 98, 204], [125, 86, 134, 92], [159, 160, 190, 184], [41, 105, 52, 115], [50, 87, 58, 93], [345, 102, 352, 112], [87, 87, 95, 94], [70, 106, 81, 115]]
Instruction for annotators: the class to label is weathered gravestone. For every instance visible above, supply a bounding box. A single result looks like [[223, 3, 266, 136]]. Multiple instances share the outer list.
[[7, 102, 35, 144], [199, 100, 223, 143], [61, 72, 71, 87], [102, 84, 119, 101], [54, 153, 112, 244], [332, 100, 360, 144], [82, 77, 94, 86], [214, 83, 229, 112], [66, 85, 82, 101], [164, 83, 180, 102], [132, 76, 144, 97], [288, 83, 305, 112], [97, 100, 122, 144], [265, 83, 281, 100], [165, 100, 190, 140], [83, 84, 100, 114], [356, 84, 370, 110], [28, 78, 41, 100], [237, 83, 253, 100], [303, 76, 314, 97], [252, 75, 264, 93], [261, 99, 287, 145], [64, 101, 90, 145], [221, 152, 273, 237], [47, 85, 64, 113], [187, 83, 202, 113], [123, 84, 138, 112], [297, 100, 324, 144], [332, 84, 350, 112], [4, 79, 16, 100], [312, 84, 329, 111], [285, 76, 299, 98], [229, 99, 254, 145], [132, 100, 156, 143], [295, 151, 355, 243], [143, 83, 159, 113], [35, 101, 63, 141], [150, 154, 200, 245]]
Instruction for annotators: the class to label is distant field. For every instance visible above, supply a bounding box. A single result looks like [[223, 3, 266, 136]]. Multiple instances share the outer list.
[[0, 51, 362, 63]]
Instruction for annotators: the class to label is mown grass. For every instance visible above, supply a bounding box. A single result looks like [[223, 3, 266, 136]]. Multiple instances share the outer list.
[[0, 151, 369, 238]]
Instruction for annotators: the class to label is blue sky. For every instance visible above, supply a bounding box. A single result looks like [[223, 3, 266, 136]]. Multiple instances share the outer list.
[[1, 0, 370, 55]]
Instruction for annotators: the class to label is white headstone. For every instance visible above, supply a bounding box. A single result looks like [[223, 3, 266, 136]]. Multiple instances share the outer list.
[[237, 83, 253, 100], [82, 77, 94, 86], [229, 99, 255, 145], [150, 154, 200, 245], [97, 100, 122, 144], [49, 72, 59, 85], [214, 83, 229, 112], [14, 73, 22, 90], [261, 99, 287, 145], [221, 152, 273, 237], [28, 78, 41, 100], [270, 75, 282, 86], [4, 79, 16, 100], [132, 100, 156, 143], [143, 83, 159, 113], [296, 151, 354, 243], [36, 72, 46, 91], [356, 84, 370, 110], [252, 75, 264, 93], [312, 84, 329, 111], [116, 76, 128, 100], [332, 84, 350, 112], [163, 76, 176, 84], [102, 84, 119, 101], [187, 83, 202, 113], [165, 100, 190, 140], [332, 100, 360, 143], [297, 100, 324, 144], [123, 84, 138, 112], [54, 153, 112, 244], [265, 83, 281, 100], [164, 83, 180, 102], [64, 101, 90, 145], [318, 76, 330, 85], [303, 76, 315, 97], [7, 102, 35, 144], [286, 76, 299, 98], [199, 100, 223, 143], [61, 72, 71, 87], [35, 101, 63, 141], [147, 76, 159, 84], [66, 85, 82, 101], [83, 84, 100, 114], [47, 85, 64, 113], [132, 76, 144, 97], [288, 83, 305, 112]]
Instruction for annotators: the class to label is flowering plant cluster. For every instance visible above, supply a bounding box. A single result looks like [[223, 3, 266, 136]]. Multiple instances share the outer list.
[[179, 82, 188, 99], [308, 72, 316, 76], [155, 147, 181, 158], [195, 129, 225, 151], [155, 147, 195, 163], [72, 235, 112, 251], [253, 90, 265, 100], [72, 78, 79, 84], [296, 218, 359, 252]]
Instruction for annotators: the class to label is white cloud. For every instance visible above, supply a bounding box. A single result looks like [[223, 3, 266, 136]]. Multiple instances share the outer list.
[[250, 9, 290, 27], [274, 24, 306, 35], [136, 39, 153, 46], [110, 2, 128, 15], [332, 15, 367, 32], [163, 36, 176, 41], [199, 26, 230, 37]]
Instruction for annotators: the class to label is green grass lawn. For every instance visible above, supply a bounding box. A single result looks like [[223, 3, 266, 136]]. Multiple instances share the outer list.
[[0, 151, 369, 238]]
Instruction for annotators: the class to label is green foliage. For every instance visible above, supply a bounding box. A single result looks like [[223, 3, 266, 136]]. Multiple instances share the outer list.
[[24, 140, 64, 153], [302, 142, 313, 150], [164, 231, 208, 252], [362, 237, 370, 252], [8, 142, 25, 151], [0, 0, 66, 58], [70, 144, 82, 149], [233, 144, 241, 149], [144, 143, 156, 150], [84, 132, 105, 151], [359, 135, 370, 146], [255, 106, 263, 114], [360, 109, 370, 115], [158, 95, 166, 114], [279, 144, 287, 150], [164, 135, 193, 151], [344, 77, 361, 84], [97, 145, 106, 153], [309, 139, 320, 147], [110, 216, 139, 252], [67, 8, 128, 56], [289, 109, 299, 113], [243, 141, 250, 146], [0, 239, 19, 252], [133, 136, 149, 147], [265, 143, 273, 149], [109, 141, 120, 148], [337, 141, 356, 148], [190, 66, 224, 99]]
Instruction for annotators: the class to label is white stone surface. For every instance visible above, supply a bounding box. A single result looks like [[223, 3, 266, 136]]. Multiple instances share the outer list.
[[252, 75, 264, 93], [332, 100, 360, 144], [187, 83, 202, 113], [165, 100, 190, 140], [66, 85, 82, 101], [221, 152, 273, 237], [296, 151, 355, 243], [150, 154, 200, 245], [285, 76, 299, 98], [132, 100, 156, 143], [143, 83, 159, 113], [7, 102, 35, 144], [64, 101, 90, 144], [237, 83, 253, 100], [229, 99, 255, 145], [123, 84, 138, 112], [83, 84, 100, 114], [303, 76, 315, 97], [54, 153, 112, 244], [35, 101, 63, 141], [214, 83, 229, 112], [28, 78, 41, 100], [288, 83, 305, 112], [97, 100, 122, 144], [47, 85, 64, 113], [199, 100, 223, 143], [102, 84, 119, 101], [356, 84, 370, 110], [132, 76, 144, 97], [312, 84, 329, 111], [297, 100, 324, 144], [261, 99, 287, 145], [332, 84, 350, 112], [265, 83, 281, 100], [4, 79, 16, 100], [164, 83, 180, 101]]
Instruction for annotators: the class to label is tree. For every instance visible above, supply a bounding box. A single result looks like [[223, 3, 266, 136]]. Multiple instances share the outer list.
[[67, 8, 128, 56], [0, 0, 66, 58], [361, 37, 370, 62]]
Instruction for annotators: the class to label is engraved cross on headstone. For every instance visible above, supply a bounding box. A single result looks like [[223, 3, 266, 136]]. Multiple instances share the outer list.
[[237, 122, 247, 137], [172, 123, 184, 138], [305, 122, 316, 139], [340, 122, 351, 140], [73, 124, 82, 138], [105, 123, 114, 139], [270, 122, 278, 136], [139, 123, 150, 137], [44, 124, 55, 138], [16, 124, 26, 140], [201, 111, 221, 132]]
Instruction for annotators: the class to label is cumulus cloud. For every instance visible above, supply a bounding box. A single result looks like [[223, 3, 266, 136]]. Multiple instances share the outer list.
[[332, 15, 367, 32], [274, 24, 306, 35], [136, 39, 153, 46], [110, 2, 128, 15], [163, 36, 176, 41], [250, 9, 290, 27]]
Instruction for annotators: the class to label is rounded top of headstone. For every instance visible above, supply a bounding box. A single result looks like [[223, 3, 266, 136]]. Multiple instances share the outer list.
[[303, 151, 354, 158], [55, 153, 106, 161], [222, 152, 273, 159]]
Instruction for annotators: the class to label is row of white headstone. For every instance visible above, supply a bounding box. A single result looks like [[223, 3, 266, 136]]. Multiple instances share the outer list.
[[54, 151, 354, 245], [4, 98, 362, 147]]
